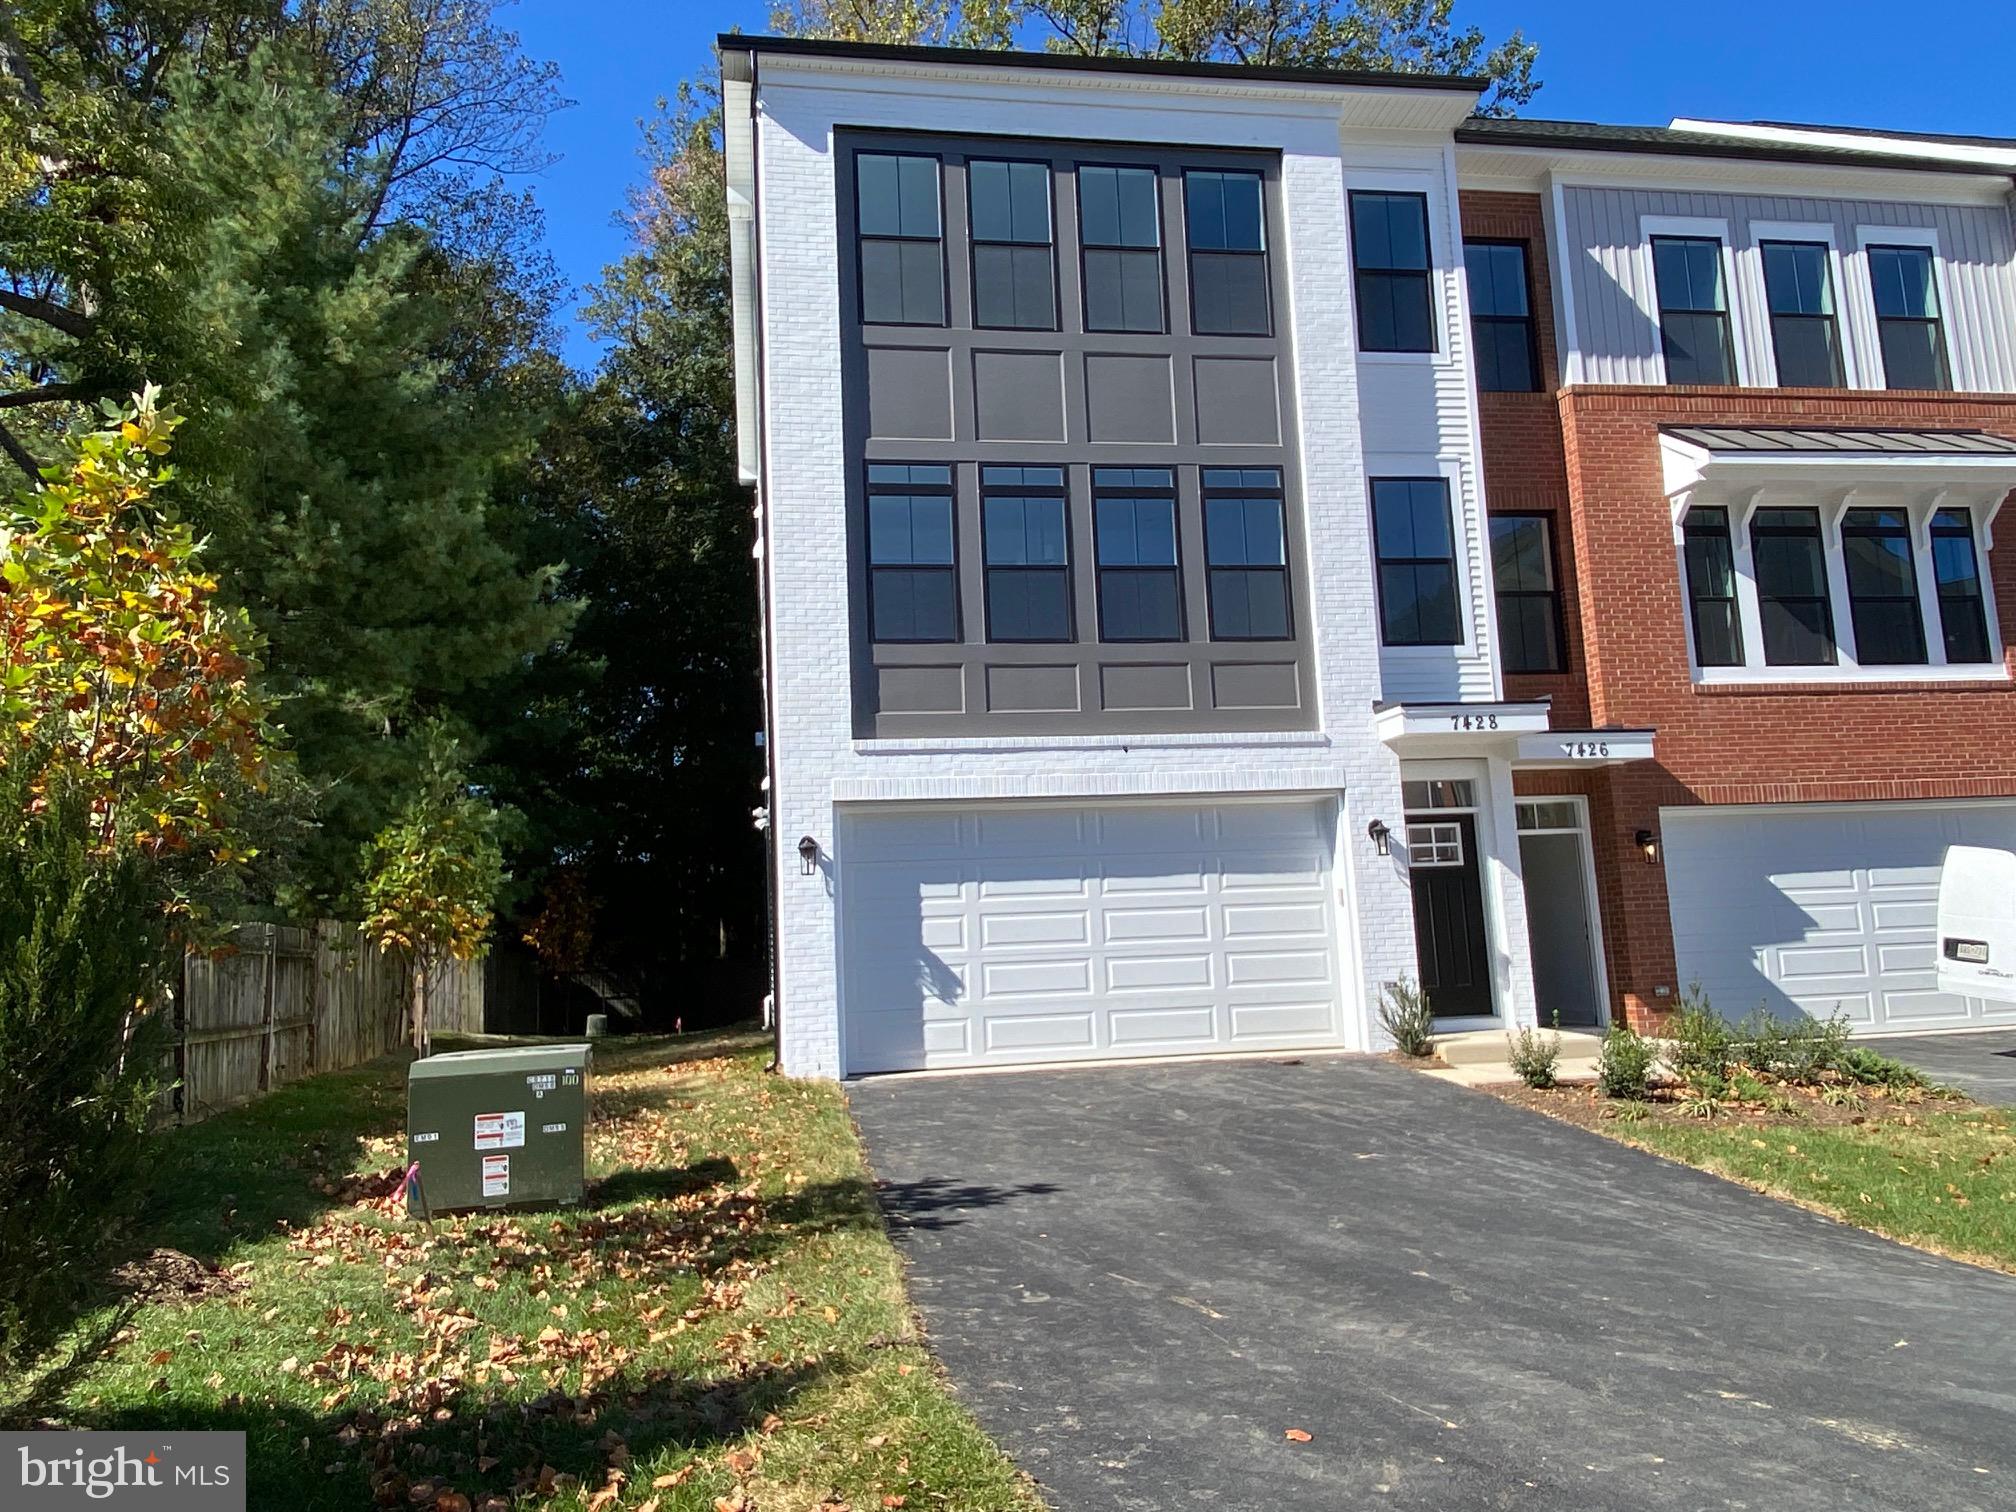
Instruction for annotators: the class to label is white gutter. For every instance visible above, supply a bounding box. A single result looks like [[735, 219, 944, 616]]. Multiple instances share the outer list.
[[722, 60, 762, 486], [1670, 118, 2016, 172]]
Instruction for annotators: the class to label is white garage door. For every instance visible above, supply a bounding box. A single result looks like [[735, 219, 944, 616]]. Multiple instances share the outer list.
[[1664, 801, 2016, 1035], [840, 798, 1347, 1074]]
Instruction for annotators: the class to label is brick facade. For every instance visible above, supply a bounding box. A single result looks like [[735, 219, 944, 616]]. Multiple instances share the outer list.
[[1464, 193, 2016, 1028]]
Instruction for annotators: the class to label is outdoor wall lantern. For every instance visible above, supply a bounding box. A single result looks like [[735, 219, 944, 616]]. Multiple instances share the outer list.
[[797, 835, 820, 875], [1367, 819, 1392, 857], [1635, 828, 1660, 865]]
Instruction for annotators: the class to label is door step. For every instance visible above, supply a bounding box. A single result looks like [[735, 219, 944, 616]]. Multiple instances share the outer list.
[[1425, 1028, 1605, 1083]]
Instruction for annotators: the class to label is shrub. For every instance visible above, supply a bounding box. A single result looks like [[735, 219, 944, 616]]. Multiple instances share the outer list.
[[1740, 1010, 1852, 1085], [1508, 1023, 1561, 1089], [1378, 977, 1436, 1058], [1836, 1046, 1928, 1090], [0, 777, 167, 1369], [1598, 1023, 1656, 1101], [1666, 985, 1734, 1089]]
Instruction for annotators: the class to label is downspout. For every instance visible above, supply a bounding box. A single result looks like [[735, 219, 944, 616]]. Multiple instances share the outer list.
[[720, 45, 784, 1072]]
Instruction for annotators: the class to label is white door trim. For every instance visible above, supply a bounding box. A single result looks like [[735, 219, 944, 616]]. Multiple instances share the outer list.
[[1516, 793, 1612, 1029]]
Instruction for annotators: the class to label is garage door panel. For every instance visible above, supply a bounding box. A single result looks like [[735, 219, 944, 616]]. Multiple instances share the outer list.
[[842, 798, 1347, 1073], [1665, 802, 2016, 1037]]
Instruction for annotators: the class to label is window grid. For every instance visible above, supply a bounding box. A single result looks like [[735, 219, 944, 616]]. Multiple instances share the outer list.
[[1202, 468, 1291, 641], [1092, 468, 1184, 644], [1489, 513, 1562, 673], [856, 152, 945, 327], [1681, 507, 1744, 668], [1931, 508, 1993, 665], [1351, 190, 1435, 354], [1759, 240, 1844, 388], [1651, 235, 1737, 386], [1372, 477, 1462, 647], [1840, 507, 1927, 666], [1868, 244, 1952, 390], [1078, 163, 1165, 334], [866, 464, 958, 644], [1183, 169, 1270, 336], [980, 466, 1072, 643], [1749, 507, 1837, 666], [1464, 240, 1538, 392], [967, 158, 1057, 331], [1406, 821, 1464, 867]]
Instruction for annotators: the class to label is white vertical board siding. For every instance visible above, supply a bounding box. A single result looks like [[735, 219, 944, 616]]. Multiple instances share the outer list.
[[1560, 185, 2016, 391]]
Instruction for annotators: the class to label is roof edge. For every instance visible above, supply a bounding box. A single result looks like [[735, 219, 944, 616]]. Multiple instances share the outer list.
[[715, 33, 1488, 94], [1456, 119, 2014, 178]]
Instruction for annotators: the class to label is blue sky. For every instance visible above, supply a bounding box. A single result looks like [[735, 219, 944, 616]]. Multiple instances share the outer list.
[[509, 0, 2016, 369]]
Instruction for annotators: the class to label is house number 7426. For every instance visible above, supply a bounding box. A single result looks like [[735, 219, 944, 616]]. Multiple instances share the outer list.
[[1558, 740, 1611, 758], [1449, 714, 1500, 731]]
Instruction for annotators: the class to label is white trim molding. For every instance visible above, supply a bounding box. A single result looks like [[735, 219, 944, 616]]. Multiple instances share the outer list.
[[1638, 214, 1752, 386]]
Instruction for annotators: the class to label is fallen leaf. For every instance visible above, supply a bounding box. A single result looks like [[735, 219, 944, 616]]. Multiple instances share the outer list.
[[149, 1349, 174, 1366], [1285, 1428, 1314, 1443], [435, 1495, 471, 1512]]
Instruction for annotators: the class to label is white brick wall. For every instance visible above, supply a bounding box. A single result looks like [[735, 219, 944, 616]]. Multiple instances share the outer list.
[[750, 55, 1514, 1076]]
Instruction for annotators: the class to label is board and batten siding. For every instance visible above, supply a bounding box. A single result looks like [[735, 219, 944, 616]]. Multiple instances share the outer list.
[[1560, 185, 2016, 392]]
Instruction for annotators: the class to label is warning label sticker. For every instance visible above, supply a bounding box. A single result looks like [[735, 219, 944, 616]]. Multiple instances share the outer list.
[[481, 1153, 510, 1197], [473, 1111, 526, 1150]]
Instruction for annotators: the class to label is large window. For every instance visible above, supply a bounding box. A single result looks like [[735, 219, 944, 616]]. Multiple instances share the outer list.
[[856, 152, 944, 326], [1203, 468, 1290, 640], [1841, 507, 1926, 665], [1681, 507, 1743, 668], [968, 159, 1055, 330], [1749, 507, 1835, 666], [1869, 244, 1951, 390], [1760, 241, 1844, 388], [1372, 478, 1461, 646], [1184, 170, 1269, 335], [1351, 191, 1433, 353], [1093, 469, 1182, 642], [1078, 165, 1163, 333], [1652, 236, 1736, 385], [981, 466, 1071, 643], [1489, 514, 1561, 672], [866, 464, 957, 642], [1464, 241, 1537, 391], [1932, 507, 1993, 664]]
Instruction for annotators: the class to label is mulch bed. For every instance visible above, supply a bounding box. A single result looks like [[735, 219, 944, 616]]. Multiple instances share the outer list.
[[1478, 1078, 1957, 1133]]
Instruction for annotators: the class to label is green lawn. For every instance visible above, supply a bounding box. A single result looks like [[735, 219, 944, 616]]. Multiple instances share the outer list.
[[7, 1032, 1041, 1512], [1613, 1102, 2016, 1273]]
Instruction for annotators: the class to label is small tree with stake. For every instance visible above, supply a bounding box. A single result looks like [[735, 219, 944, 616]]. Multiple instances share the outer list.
[[358, 731, 505, 1058]]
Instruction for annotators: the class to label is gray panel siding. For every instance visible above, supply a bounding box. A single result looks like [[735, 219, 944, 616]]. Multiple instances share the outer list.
[[1562, 186, 2016, 390], [838, 130, 1314, 738]]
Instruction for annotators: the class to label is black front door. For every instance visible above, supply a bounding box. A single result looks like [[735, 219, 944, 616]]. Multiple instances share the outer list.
[[1407, 812, 1494, 1018]]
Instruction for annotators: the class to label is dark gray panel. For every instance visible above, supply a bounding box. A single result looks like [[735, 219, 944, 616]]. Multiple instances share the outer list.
[[1100, 662, 1193, 711], [1084, 355, 1176, 443], [973, 350, 1066, 441], [878, 664, 965, 714], [986, 663, 1081, 713], [1211, 661, 1300, 710], [1193, 357, 1281, 445], [867, 347, 953, 440]]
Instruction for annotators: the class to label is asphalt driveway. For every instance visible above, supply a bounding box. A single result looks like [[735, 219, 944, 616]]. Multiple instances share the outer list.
[[1878, 1029, 2016, 1105], [849, 1056, 2016, 1512]]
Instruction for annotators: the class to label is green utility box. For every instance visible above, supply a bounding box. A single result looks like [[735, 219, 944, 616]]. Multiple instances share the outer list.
[[406, 1044, 591, 1214]]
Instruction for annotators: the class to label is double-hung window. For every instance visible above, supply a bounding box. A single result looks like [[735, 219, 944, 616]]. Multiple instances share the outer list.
[[1489, 514, 1561, 672], [1760, 241, 1844, 388], [866, 465, 957, 643], [1869, 244, 1952, 390], [1184, 170, 1269, 335], [968, 159, 1055, 330], [981, 466, 1071, 642], [1680, 507, 1743, 668], [1093, 469, 1182, 642], [1931, 507, 1993, 664], [1372, 478, 1461, 646], [1840, 508, 1926, 665], [1464, 241, 1537, 391], [1202, 469, 1290, 640], [1749, 507, 1835, 666], [856, 152, 944, 326], [1078, 165, 1163, 333], [1351, 191, 1434, 353], [1652, 236, 1737, 385]]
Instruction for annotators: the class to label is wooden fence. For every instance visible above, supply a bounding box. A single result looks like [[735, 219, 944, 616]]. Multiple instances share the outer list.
[[165, 922, 485, 1124]]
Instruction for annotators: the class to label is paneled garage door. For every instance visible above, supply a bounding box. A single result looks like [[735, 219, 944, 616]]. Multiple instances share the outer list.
[[1663, 801, 2016, 1035], [839, 798, 1347, 1074]]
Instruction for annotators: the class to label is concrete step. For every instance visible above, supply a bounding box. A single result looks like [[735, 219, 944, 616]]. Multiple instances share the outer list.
[[1418, 1060, 1601, 1088], [1432, 1028, 1604, 1068]]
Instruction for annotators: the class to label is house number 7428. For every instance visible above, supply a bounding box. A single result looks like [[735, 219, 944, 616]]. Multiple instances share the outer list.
[[1449, 714, 1499, 731]]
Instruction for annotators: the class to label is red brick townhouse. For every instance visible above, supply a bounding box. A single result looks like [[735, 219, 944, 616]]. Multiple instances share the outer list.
[[722, 33, 2016, 1077]]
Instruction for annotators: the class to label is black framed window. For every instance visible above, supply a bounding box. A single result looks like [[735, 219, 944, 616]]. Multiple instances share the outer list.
[[1749, 507, 1836, 665], [866, 464, 957, 642], [1371, 477, 1461, 646], [1202, 468, 1290, 640], [1464, 241, 1537, 391], [1184, 169, 1269, 335], [1351, 191, 1433, 353], [1841, 507, 1926, 665], [1869, 244, 1951, 390], [1651, 236, 1736, 385], [1931, 507, 1993, 664], [981, 466, 1070, 642], [1078, 164, 1163, 333], [1489, 514, 1561, 672], [968, 159, 1055, 330], [1093, 468, 1182, 642], [1681, 507, 1743, 668], [856, 152, 944, 326], [1760, 240, 1844, 388]]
